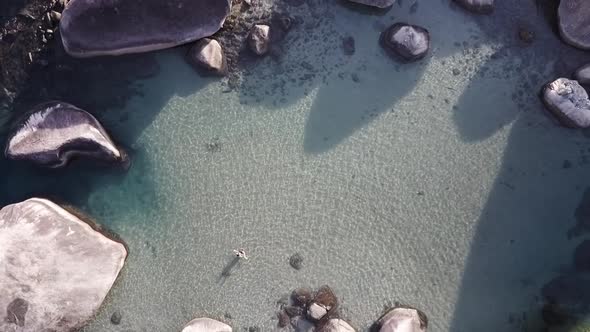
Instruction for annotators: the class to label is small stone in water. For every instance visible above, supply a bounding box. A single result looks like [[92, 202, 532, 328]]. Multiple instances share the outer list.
[[292, 287, 313, 306], [518, 27, 535, 44], [342, 36, 355, 55], [110, 311, 122, 325], [248, 326, 260, 332], [452, 68, 461, 76], [289, 253, 304, 270]]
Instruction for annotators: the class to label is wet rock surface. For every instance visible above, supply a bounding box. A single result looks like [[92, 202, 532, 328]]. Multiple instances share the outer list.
[[542, 78, 590, 128], [181, 317, 232, 332], [558, 0, 590, 50], [380, 23, 429, 62], [187, 38, 228, 76], [60, 0, 231, 57], [453, 0, 494, 14], [5, 101, 125, 168], [0, 198, 127, 332], [378, 307, 428, 332]]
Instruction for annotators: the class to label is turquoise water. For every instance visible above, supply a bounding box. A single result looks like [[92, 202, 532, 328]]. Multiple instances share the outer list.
[[2, 0, 590, 331]]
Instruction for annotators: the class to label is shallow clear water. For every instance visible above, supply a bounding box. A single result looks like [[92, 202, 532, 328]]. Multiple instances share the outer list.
[[2, 0, 590, 331]]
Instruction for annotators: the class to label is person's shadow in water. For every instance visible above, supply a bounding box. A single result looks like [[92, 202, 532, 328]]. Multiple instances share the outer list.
[[449, 0, 590, 330]]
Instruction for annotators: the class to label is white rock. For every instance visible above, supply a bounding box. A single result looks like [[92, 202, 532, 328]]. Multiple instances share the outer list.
[[379, 308, 427, 332], [542, 78, 590, 128], [0, 198, 127, 332], [188, 38, 227, 76], [248, 24, 270, 56], [307, 302, 329, 321], [322, 319, 356, 332], [182, 317, 232, 332]]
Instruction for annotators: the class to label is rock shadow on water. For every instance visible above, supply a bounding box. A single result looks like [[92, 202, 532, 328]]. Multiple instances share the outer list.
[[0, 42, 213, 222], [449, 0, 590, 330]]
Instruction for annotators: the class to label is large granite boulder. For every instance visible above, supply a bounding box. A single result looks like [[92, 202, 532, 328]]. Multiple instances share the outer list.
[[5, 101, 126, 168], [378, 307, 428, 332], [452, 0, 494, 14], [346, 0, 396, 9], [380, 23, 430, 62], [558, 0, 590, 50], [0, 198, 127, 332], [187, 38, 227, 76], [542, 78, 590, 128], [182, 317, 232, 332], [60, 0, 231, 57]]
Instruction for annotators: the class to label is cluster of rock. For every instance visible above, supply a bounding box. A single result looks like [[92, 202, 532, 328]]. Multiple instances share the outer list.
[[0, 198, 127, 332], [0, 0, 67, 117], [276, 286, 355, 331]]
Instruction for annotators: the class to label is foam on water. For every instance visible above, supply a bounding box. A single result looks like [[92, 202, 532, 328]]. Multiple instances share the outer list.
[[2, 0, 590, 331]]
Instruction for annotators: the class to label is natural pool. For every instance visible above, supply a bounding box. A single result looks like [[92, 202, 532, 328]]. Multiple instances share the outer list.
[[2, 0, 590, 331]]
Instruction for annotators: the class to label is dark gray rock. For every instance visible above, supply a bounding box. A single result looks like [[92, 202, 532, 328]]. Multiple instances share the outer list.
[[542, 78, 590, 128], [558, 0, 590, 50], [292, 287, 313, 306], [378, 307, 428, 332], [542, 273, 590, 326], [380, 23, 430, 62], [453, 0, 494, 14], [0, 198, 127, 332], [347, 0, 396, 9], [181, 317, 232, 332], [187, 38, 227, 76], [248, 24, 270, 56], [60, 0, 231, 57], [110, 311, 122, 325], [574, 63, 590, 85], [289, 253, 304, 270], [574, 240, 590, 272], [5, 101, 126, 168]]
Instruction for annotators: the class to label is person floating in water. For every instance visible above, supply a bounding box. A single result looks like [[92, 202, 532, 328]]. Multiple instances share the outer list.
[[233, 248, 248, 260]]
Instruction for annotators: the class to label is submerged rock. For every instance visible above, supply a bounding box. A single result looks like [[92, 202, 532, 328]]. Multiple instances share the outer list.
[[346, 0, 396, 9], [248, 24, 270, 56], [379, 307, 428, 332], [5, 101, 126, 168], [574, 240, 590, 272], [452, 0, 494, 14], [380, 23, 430, 62], [0, 198, 127, 332], [542, 273, 590, 326], [187, 38, 227, 76], [558, 0, 590, 50], [542, 78, 590, 128], [290, 252, 304, 270], [320, 319, 355, 332], [60, 0, 231, 57], [182, 317, 232, 332], [574, 63, 590, 85]]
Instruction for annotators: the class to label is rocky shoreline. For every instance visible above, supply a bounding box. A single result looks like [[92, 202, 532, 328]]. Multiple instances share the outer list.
[[2, 0, 590, 331]]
